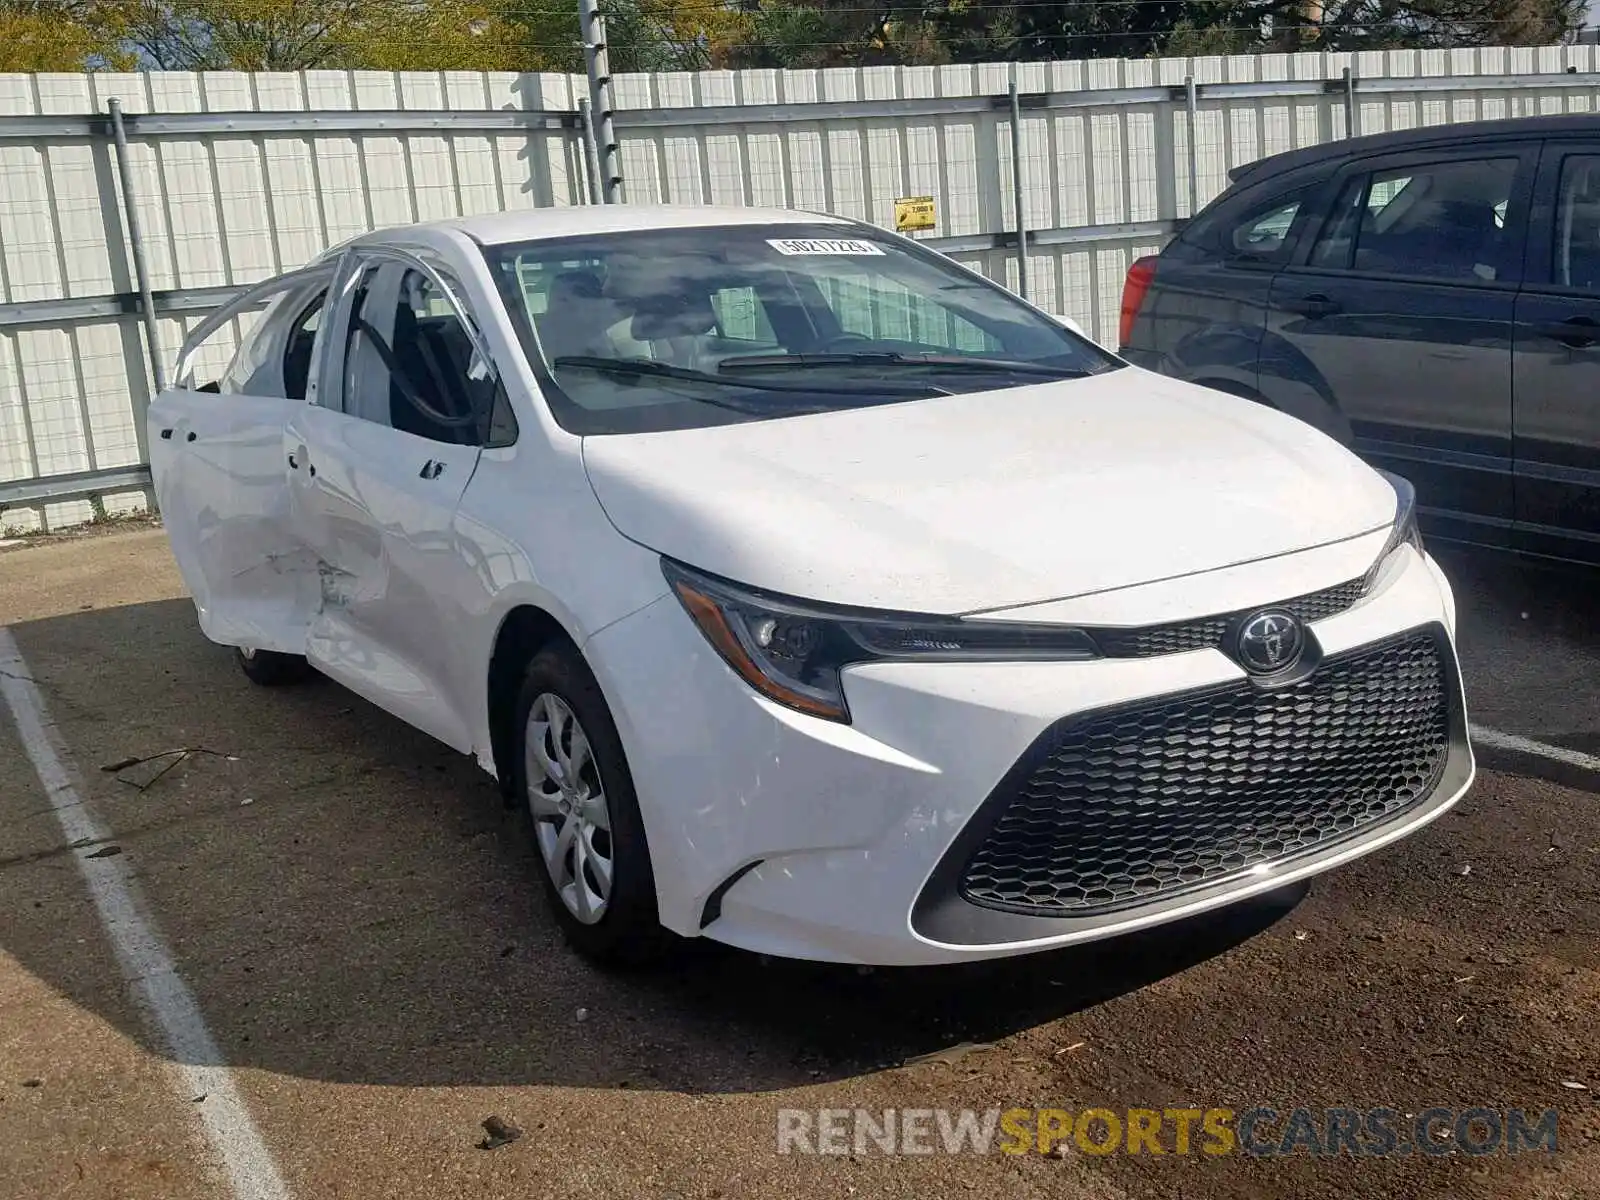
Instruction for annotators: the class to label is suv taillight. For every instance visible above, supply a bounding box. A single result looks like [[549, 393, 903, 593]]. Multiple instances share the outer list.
[[1119, 256, 1158, 349]]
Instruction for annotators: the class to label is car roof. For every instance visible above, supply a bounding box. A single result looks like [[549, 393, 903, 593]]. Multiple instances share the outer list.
[[354, 204, 855, 248], [1227, 113, 1600, 186]]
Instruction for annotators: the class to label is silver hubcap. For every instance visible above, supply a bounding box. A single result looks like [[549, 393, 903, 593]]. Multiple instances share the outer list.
[[525, 693, 613, 925]]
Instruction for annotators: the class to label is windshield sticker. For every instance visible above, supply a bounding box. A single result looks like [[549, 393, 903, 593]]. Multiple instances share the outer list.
[[767, 238, 885, 256]]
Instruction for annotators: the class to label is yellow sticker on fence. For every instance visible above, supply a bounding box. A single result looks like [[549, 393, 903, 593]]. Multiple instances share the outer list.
[[894, 196, 936, 233]]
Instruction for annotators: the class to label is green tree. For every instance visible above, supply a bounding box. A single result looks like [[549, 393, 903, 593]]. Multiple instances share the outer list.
[[0, 1, 133, 70], [721, 0, 1585, 66], [110, 0, 553, 71]]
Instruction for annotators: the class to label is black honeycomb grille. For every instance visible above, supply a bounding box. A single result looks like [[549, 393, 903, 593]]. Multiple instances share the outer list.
[[1092, 577, 1369, 658], [960, 630, 1451, 917]]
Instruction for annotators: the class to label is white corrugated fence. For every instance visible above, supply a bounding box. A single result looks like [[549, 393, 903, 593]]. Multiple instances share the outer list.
[[1, 44, 1598, 530]]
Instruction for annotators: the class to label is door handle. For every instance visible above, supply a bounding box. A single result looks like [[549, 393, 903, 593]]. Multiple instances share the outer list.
[[1533, 316, 1600, 348], [1281, 294, 1342, 318], [419, 459, 446, 481]]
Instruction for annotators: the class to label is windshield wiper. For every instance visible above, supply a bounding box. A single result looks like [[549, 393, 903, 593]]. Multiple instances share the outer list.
[[551, 355, 933, 397], [716, 352, 1090, 378]]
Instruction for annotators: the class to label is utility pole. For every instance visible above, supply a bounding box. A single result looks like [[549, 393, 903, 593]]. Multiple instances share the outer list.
[[579, 0, 623, 203]]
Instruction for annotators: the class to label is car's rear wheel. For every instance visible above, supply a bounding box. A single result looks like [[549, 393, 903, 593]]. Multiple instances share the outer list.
[[510, 643, 669, 965], [235, 646, 314, 686]]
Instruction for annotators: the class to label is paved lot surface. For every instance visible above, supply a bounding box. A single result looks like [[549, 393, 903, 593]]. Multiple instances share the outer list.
[[0, 525, 1596, 1200]]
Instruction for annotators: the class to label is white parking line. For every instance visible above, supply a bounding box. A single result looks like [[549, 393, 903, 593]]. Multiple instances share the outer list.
[[1471, 724, 1600, 775], [0, 628, 291, 1200]]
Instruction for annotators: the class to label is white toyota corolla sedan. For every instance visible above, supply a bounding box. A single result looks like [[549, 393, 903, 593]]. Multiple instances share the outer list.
[[149, 205, 1474, 967]]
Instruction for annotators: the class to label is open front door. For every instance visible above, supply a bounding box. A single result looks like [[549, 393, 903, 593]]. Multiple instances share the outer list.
[[149, 266, 335, 652]]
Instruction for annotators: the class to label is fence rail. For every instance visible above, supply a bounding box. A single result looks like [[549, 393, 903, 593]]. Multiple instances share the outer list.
[[1, 45, 1599, 527]]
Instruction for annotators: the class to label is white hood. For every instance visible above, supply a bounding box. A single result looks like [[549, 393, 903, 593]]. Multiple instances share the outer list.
[[580, 368, 1398, 614]]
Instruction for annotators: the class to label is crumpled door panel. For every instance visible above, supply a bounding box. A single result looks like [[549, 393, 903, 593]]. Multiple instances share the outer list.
[[148, 389, 318, 653]]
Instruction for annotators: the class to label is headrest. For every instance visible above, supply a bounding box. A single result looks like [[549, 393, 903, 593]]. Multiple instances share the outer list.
[[630, 290, 716, 341], [550, 269, 604, 302]]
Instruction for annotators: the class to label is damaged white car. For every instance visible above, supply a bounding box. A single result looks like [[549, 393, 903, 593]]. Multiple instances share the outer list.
[[149, 205, 1474, 966]]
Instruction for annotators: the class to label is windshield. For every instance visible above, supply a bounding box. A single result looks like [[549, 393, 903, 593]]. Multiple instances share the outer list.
[[484, 223, 1122, 434]]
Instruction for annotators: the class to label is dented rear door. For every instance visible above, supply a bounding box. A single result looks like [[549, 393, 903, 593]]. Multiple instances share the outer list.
[[149, 268, 332, 653]]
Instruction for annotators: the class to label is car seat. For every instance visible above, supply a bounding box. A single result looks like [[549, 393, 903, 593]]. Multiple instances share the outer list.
[[535, 270, 620, 362], [628, 289, 720, 371], [389, 302, 477, 444]]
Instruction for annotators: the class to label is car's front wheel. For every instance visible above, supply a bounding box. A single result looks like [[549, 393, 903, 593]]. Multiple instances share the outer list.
[[235, 646, 314, 686], [510, 643, 668, 965]]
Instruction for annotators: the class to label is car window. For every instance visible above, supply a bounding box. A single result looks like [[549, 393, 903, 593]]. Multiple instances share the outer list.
[[282, 290, 325, 402], [819, 272, 1001, 352], [1308, 175, 1367, 269], [339, 264, 390, 422], [1308, 157, 1520, 283], [423, 263, 519, 448], [1554, 155, 1600, 292], [1227, 192, 1307, 263], [173, 269, 334, 394], [218, 294, 290, 395], [337, 264, 512, 448], [489, 223, 1120, 436], [710, 286, 780, 348]]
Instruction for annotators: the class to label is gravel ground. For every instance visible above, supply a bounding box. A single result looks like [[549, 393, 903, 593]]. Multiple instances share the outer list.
[[0, 527, 1595, 1200]]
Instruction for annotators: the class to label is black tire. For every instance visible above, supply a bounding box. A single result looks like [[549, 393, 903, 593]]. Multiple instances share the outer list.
[[509, 643, 670, 966], [235, 646, 314, 686]]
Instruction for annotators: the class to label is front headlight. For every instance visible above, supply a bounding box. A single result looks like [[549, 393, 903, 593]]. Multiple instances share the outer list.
[[1375, 469, 1424, 562], [662, 560, 1097, 723]]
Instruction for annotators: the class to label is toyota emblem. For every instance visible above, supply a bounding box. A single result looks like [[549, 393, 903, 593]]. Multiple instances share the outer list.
[[1235, 609, 1305, 674]]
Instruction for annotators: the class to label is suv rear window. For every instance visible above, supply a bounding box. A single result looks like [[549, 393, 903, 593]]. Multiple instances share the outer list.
[[1175, 181, 1319, 267], [1229, 195, 1305, 261]]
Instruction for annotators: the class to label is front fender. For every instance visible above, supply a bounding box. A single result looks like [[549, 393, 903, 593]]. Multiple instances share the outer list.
[[450, 441, 674, 774]]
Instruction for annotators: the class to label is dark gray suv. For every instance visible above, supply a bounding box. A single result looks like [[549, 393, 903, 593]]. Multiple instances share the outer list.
[[1120, 114, 1600, 567]]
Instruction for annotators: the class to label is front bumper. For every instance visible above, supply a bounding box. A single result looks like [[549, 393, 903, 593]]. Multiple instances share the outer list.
[[584, 543, 1472, 966]]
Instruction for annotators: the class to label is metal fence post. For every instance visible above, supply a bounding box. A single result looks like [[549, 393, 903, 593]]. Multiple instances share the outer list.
[[579, 0, 623, 203], [577, 99, 603, 205], [1184, 75, 1200, 217], [107, 99, 165, 395], [1342, 66, 1359, 138], [1008, 68, 1030, 302]]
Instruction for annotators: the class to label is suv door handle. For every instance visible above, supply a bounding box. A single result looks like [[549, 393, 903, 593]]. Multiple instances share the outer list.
[[1280, 294, 1342, 318], [1533, 316, 1600, 348]]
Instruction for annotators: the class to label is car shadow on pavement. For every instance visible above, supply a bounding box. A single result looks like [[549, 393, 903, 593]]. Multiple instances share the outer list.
[[628, 885, 1308, 1084], [0, 596, 1302, 1096]]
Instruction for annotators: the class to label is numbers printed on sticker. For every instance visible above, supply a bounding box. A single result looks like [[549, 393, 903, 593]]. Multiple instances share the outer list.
[[767, 238, 885, 256]]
